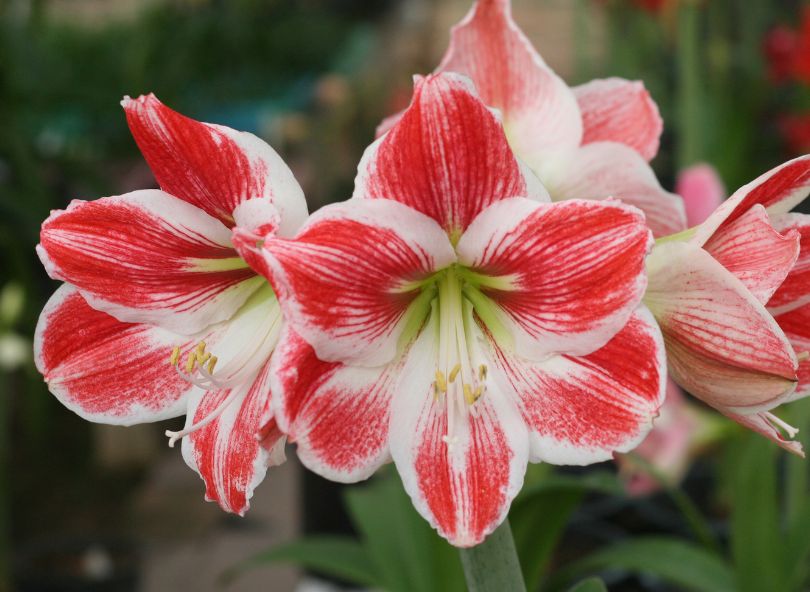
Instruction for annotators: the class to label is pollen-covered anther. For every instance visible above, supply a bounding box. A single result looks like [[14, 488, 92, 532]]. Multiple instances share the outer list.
[[169, 341, 226, 392]]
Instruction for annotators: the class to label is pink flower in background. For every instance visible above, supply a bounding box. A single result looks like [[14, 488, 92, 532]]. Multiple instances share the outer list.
[[378, 0, 686, 238], [676, 164, 726, 227], [647, 157, 810, 456], [238, 74, 665, 546], [35, 95, 309, 514]]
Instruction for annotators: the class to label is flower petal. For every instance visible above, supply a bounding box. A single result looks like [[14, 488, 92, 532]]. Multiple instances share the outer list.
[[773, 303, 810, 401], [34, 285, 192, 425], [180, 359, 284, 515], [270, 327, 392, 482], [389, 310, 529, 547], [646, 241, 798, 413], [768, 213, 810, 313], [490, 307, 665, 465], [354, 73, 547, 236], [703, 205, 799, 305], [37, 190, 262, 335], [542, 142, 686, 238], [456, 197, 652, 359], [243, 199, 456, 367], [574, 77, 663, 161], [123, 94, 307, 235], [694, 156, 810, 246], [437, 0, 583, 160]]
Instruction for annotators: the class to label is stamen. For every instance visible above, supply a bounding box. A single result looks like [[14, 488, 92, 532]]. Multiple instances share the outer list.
[[184, 351, 196, 373], [169, 346, 181, 366], [479, 364, 487, 380], [164, 387, 243, 448], [207, 356, 218, 374], [434, 371, 447, 393], [765, 412, 800, 438], [448, 364, 462, 383]]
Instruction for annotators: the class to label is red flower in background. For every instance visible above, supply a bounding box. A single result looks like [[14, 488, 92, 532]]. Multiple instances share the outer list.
[[764, 8, 810, 85], [780, 113, 810, 154]]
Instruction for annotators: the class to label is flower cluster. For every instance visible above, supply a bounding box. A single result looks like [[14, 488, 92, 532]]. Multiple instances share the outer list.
[[35, 0, 810, 546]]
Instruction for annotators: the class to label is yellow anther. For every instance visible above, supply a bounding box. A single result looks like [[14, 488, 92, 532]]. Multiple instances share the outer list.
[[207, 356, 218, 374], [434, 371, 447, 393], [196, 351, 211, 366], [169, 346, 181, 366], [463, 383, 475, 405], [478, 364, 488, 380], [448, 364, 462, 383], [185, 352, 197, 373], [473, 385, 484, 402], [196, 341, 207, 354]]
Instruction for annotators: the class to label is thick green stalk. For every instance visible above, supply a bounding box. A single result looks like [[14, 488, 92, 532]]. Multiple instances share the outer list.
[[459, 519, 526, 592]]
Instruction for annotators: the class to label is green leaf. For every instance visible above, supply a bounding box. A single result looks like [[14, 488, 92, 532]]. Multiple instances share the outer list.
[[344, 470, 465, 592], [516, 470, 624, 500], [220, 536, 380, 588], [728, 434, 785, 592], [545, 537, 736, 592], [567, 577, 608, 592]]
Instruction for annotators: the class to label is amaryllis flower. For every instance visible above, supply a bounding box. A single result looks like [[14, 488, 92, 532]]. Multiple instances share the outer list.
[[645, 156, 810, 456], [378, 0, 685, 237], [236, 73, 665, 546], [34, 95, 308, 513]]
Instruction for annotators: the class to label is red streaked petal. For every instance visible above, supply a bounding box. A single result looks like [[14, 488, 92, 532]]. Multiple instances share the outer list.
[[123, 94, 307, 234], [180, 359, 283, 515], [544, 142, 687, 238], [491, 307, 665, 465], [270, 327, 392, 482], [456, 198, 651, 359], [38, 190, 261, 335], [646, 241, 798, 413], [247, 199, 456, 367], [769, 213, 810, 313], [721, 410, 804, 457], [389, 312, 529, 547], [574, 77, 663, 161], [437, 0, 583, 161], [695, 156, 810, 245], [354, 73, 547, 236], [774, 303, 810, 401], [34, 285, 193, 425], [703, 205, 799, 305]]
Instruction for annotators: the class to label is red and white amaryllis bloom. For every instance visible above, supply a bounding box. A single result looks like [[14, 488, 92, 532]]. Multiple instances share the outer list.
[[645, 156, 810, 456], [34, 95, 308, 513], [237, 73, 666, 546], [377, 0, 685, 238]]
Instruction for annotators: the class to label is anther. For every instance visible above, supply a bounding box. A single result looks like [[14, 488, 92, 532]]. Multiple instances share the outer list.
[[169, 346, 181, 366], [207, 356, 218, 374], [448, 364, 462, 383], [478, 364, 487, 380], [463, 383, 475, 405], [184, 352, 196, 373], [435, 371, 447, 393]]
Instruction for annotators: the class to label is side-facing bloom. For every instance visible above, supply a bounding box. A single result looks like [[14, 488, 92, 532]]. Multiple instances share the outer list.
[[237, 73, 666, 546], [646, 157, 810, 455], [34, 96, 308, 513], [378, 0, 686, 237]]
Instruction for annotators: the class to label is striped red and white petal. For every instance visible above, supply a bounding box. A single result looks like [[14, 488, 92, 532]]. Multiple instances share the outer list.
[[490, 307, 665, 465], [354, 73, 547, 237], [456, 198, 651, 359], [389, 310, 529, 547], [38, 190, 262, 335], [180, 359, 284, 515], [436, 0, 583, 163], [702, 205, 799, 305], [694, 156, 810, 246], [573, 78, 663, 161], [269, 327, 393, 482], [123, 94, 307, 235], [248, 199, 456, 367], [768, 213, 810, 314], [34, 285, 193, 425], [773, 303, 810, 401], [542, 142, 687, 238], [646, 241, 798, 413]]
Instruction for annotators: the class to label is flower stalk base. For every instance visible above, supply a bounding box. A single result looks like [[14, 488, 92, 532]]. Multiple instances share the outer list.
[[459, 519, 526, 592]]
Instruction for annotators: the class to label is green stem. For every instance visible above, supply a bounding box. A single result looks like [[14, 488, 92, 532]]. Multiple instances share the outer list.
[[459, 519, 526, 592], [676, 1, 703, 169]]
